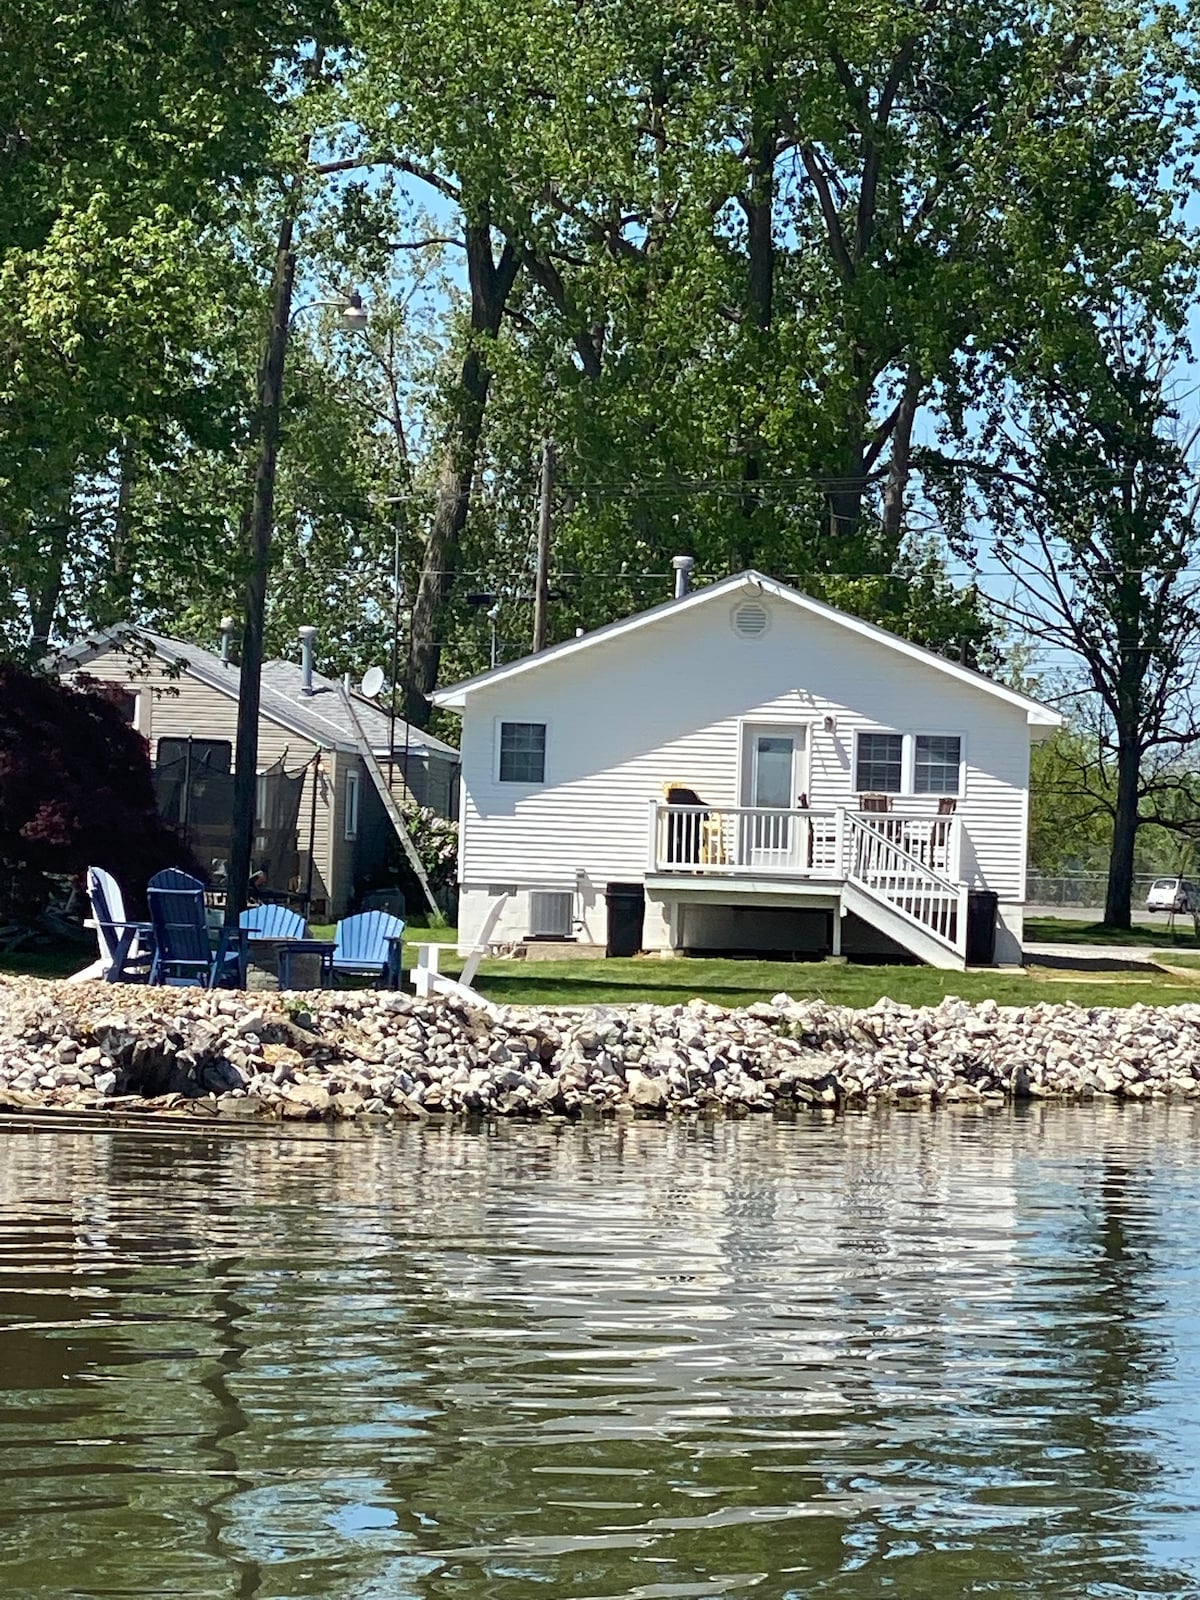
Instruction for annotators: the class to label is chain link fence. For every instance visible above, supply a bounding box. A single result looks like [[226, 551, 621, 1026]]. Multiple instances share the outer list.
[[1026, 871, 1166, 908]]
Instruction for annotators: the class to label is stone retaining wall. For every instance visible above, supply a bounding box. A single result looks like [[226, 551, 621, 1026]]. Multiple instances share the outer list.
[[1, 977, 1198, 1122]]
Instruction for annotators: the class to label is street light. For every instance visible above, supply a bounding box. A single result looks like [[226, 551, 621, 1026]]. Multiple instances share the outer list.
[[225, 280, 367, 924], [341, 289, 368, 331]]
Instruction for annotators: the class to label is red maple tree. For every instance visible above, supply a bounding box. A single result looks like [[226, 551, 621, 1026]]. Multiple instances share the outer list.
[[0, 666, 196, 922]]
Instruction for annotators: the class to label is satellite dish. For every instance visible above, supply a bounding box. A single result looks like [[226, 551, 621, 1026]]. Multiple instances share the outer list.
[[361, 665, 385, 698]]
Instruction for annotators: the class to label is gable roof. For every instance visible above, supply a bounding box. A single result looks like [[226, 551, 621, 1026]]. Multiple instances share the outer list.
[[432, 570, 1062, 728], [55, 626, 460, 759]]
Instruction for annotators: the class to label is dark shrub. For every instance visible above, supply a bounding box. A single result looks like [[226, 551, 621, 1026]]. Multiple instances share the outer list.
[[0, 666, 198, 921]]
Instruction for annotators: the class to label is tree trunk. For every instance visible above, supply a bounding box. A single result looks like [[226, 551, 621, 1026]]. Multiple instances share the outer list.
[[226, 212, 298, 922], [1103, 731, 1140, 929], [404, 223, 519, 726], [26, 510, 71, 654], [737, 104, 776, 566], [826, 439, 869, 549], [100, 438, 136, 626], [880, 367, 922, 545]]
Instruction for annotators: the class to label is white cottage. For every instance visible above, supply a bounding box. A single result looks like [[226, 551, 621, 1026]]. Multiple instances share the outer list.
[[434, 570, 1062, 969]]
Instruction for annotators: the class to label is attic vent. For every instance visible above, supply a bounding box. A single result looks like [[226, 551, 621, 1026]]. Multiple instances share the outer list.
[[528, 890, 574, 939], [732, 599, 770, 639]]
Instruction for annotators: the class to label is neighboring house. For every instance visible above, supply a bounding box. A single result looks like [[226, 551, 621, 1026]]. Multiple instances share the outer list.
[[56, 624, 459, 918], [433, 570, 1062, 969]]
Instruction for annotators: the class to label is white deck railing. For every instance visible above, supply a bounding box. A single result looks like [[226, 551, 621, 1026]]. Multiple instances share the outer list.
[[842, 812, 964, 953], [648, 802, 965, 954], [649, 803, 959, 877]]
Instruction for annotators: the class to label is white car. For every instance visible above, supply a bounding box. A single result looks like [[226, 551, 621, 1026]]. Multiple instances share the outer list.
[[1145, 877, 1200, 914]]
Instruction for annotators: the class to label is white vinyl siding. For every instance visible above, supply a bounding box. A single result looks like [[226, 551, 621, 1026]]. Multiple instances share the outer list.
[[454, 597, 1032, 947]]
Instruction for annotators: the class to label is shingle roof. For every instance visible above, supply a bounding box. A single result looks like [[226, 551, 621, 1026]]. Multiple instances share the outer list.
[[56, 625, 459, 760], [259, 659, 459, 758]]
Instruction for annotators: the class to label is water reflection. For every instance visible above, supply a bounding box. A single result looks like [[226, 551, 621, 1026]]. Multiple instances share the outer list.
[[0, 1108, 1199, 1598]]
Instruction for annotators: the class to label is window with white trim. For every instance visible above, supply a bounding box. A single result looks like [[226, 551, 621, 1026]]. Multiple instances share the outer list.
[[344, 769, 360, 840], [499, 721, 546, 784], [855, 732, 904, 793], [854, 731, 964, 796], [914, 735, 962, 795]]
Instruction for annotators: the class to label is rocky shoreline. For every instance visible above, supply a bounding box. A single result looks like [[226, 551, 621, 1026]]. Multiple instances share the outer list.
[[1, 975, 1199, 1123]]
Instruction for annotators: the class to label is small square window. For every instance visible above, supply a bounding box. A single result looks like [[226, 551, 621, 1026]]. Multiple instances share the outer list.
[[499, 722, 546, 784], [914, 735, 961, 795], [856, 732, 903, 794]]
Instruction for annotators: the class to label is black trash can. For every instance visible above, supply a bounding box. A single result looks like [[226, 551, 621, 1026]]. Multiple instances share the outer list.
[[605, 883, 646, 957], [965, 889, 999, 965]]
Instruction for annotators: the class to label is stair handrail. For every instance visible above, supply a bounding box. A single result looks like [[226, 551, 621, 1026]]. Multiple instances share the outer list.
[[843, 811, 961, 895], [843, 810, 965, 954]]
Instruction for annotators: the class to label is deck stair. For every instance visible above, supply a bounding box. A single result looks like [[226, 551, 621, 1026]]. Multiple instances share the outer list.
[[842, 813, 966, 968]]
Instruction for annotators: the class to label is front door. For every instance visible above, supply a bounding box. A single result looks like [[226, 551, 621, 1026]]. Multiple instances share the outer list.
[[744, 726, 806, 868]]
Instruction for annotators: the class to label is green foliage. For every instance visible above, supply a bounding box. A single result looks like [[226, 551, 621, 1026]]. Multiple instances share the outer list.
[[5, 0, 1200, 718]]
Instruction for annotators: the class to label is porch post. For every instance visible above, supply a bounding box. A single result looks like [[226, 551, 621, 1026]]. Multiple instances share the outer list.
[[835, 805, 847, 877], [949, 817, 963, 883], [646, 799, 659, 872], [831, 901, 842, 956]]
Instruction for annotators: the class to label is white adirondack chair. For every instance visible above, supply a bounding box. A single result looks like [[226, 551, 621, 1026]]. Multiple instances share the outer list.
[[70, 866, 151, 983]]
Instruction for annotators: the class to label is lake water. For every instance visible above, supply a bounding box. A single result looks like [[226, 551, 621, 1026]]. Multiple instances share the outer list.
[[3, 1106, 1200, 1599]]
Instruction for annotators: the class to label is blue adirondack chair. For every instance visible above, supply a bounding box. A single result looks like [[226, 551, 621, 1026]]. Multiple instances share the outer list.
[[330, 911, 406, 988], [239, 903, 307, 943], [82, 866, 154, 983], [147, 869, 248, 989]]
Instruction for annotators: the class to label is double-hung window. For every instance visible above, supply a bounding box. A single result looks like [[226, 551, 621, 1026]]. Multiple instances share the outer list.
[[854, 731, 962, 796], [499, 722, 546, 784], [914, 735, 962, 795], [855, 732, 904, 794]]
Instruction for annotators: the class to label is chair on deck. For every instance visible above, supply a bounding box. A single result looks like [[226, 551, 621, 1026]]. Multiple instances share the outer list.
[[330, 911, 406, 989], [77, 866, 153, 983], [239, 903, 307, 943], [859, 793, 892, 813], [147, 868, 248, 989]]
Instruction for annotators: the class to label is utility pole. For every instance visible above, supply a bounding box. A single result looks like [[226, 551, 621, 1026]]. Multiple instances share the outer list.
[[532, 438, 554, 652], [226, 205, 298, 926]]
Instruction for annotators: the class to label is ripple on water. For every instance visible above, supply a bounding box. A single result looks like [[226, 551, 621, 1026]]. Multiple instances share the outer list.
[[1, 1108, 1200, 1597]]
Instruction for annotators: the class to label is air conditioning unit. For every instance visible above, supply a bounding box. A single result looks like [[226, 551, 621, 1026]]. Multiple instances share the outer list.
[[528, 890, 574, 939]]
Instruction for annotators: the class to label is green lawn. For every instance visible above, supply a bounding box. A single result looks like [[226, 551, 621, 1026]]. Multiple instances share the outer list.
[[6, 933, 1200, 1010], [428, 950, 1200, 1011], [1025, 916, 1200, 948], [0, 949, 87, 980]]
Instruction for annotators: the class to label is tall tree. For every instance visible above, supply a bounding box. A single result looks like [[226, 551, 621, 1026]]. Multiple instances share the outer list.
[[341, 0, 1196, 715], [0, 0, 342, 655], [962, 319, 1200, 928]]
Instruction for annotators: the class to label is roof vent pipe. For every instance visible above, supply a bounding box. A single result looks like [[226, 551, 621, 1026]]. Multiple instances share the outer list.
[[219, 615, 236, 666], [298, 626, 317, 695], [672, 554, 695, 599]]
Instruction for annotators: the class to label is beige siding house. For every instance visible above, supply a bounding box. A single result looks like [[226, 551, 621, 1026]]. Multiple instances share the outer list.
[[57, 626, 459, 918], [435, 571, 1061, 969]]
